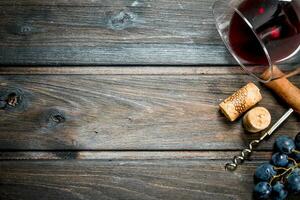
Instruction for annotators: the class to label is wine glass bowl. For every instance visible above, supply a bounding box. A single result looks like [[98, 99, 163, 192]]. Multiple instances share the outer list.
[[212, 0, 300, 82]]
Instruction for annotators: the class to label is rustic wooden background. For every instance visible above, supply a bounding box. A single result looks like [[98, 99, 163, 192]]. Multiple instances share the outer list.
[[0, 0, 299, 199]]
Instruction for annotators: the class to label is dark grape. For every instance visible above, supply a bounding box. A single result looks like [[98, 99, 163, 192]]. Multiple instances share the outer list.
[[252, 134, 300, 199], [255, 163, 277, 181], [290, 168, 300, 177], [291, 151, 300, 162], [287, 173, 300, 194], [295, 132, 300, 150], [254, 182, 272, 199], [271, 153, 289, 167], [275, 136, 295, 154], [271, 182, 288, 200]]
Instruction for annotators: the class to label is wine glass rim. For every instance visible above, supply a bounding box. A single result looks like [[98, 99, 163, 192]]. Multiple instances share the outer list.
[[212, 0, 273, 83]]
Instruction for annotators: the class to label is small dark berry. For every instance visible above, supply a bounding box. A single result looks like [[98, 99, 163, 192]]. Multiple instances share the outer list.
[[275, 136, 295, 154], [271, 182, 288, 200], [255, 163, 277, 181], [254, 182, 272, 199], [271, 153, 289, 167], [287, 173, 300, 194]]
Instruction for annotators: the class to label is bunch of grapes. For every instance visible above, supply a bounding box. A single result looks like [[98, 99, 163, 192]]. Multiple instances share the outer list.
[[253, 132, 300, 200]]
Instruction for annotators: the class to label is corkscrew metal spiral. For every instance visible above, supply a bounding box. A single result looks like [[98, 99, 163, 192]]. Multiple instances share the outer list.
[[225, 108, 294, 171]]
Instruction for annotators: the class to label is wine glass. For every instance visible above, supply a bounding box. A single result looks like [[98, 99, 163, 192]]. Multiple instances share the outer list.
[[212, 0, 300, 82]]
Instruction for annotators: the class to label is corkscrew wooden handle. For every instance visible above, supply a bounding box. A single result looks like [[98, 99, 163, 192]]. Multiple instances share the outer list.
[[261, 65, 300, 114]]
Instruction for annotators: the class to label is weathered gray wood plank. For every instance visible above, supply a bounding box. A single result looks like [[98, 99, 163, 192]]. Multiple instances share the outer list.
[[1, 1, 299, 65], [0, 0, 232, 65], [0, 160, 257, 200], [0, 70, 298, 150], [1, 0, 210, 7]]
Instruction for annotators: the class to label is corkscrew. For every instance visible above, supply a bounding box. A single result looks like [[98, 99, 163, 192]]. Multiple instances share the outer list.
[[226, 65, 300, 171], [225, 108, 294, 171]]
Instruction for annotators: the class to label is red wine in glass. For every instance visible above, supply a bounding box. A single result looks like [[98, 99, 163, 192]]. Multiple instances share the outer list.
[[229, 0, 300, 65]]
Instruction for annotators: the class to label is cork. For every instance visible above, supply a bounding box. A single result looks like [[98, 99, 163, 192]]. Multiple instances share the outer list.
[[243, 107, 271, 133], [219, 82, 262, 121]]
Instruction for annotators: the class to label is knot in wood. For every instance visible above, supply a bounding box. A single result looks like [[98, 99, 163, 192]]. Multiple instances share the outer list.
[[41, 108, 67, 129], [51, 114, 66, 124], [6, 23, 33, 36], [48, 110, 66, 124], [6, 92, 19, 107], [0, 87, 27, 111], [107, 10, 136, 30], [19, 25, 32, 35]]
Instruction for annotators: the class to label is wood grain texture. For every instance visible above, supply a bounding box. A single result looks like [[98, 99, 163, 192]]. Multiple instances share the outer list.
[[0, 151, 273, 160], [1, 0, 210, 6], [1, 0, 299, 65], [0, 65, 296, 75], [0, 0, 233, 65], [1, 1, 299, 199], [0, 160, 259, 200], [0, 66, 248, 75], [0, 0, 247, 65], [0, 70, 299, 150]]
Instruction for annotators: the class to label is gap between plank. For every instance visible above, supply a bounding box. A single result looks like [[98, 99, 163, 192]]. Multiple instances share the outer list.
[[0, 150, 272, 160], [0, 66, 245, 75], [0, 66, 294, 75]]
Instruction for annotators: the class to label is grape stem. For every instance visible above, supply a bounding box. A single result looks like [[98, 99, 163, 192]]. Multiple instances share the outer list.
[[270, 160, 300, 185], [288, 157, 298, 166], [292, 149, 300, 154], [274, 167, 289, 171], [269, 167, 293, 184]]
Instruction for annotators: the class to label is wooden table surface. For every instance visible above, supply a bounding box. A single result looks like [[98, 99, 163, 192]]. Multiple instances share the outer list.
[[0, 1, 299, 199]]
